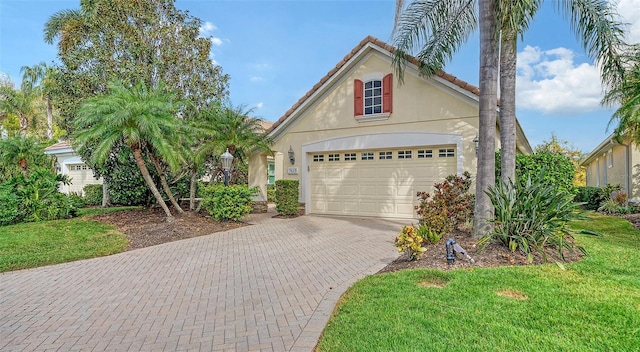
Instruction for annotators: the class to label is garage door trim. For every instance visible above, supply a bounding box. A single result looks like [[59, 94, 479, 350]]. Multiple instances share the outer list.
[[301, 132, 463, 215]]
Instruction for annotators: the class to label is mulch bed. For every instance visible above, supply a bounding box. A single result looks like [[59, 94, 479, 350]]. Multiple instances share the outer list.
[[378, 229, 584, 274], [90, 207, 246, 251]]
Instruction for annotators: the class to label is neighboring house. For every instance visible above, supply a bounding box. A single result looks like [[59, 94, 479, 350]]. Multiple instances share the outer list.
[[581, 134, 640, 202], [44, 141, 102, 194], [248, 36, 533, 219]]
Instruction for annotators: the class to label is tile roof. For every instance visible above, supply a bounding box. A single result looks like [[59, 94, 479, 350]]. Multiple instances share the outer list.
[[44, 140, 72, 151], [267, 35, 482, 134]]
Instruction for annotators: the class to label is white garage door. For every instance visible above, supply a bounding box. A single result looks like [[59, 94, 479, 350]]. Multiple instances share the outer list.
[[66, 163, 100, 194], [309, 146, 457, 218]]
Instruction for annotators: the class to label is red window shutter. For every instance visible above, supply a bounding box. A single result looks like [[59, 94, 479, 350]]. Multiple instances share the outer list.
[[383, 73, 393, 113], [354, 79, 363, 116]]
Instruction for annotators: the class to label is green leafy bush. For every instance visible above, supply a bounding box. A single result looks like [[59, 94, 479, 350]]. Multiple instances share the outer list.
[[481, 170, 584, 262], [415, 172, 474, 234], [68, 192, 86, 208], [416, 223, 444, 244], [496, 151, 575, 194], [275, 180, 299, 216], [0, 170, 77, 226], [83, 184, 103, 206], [200, 184, 255, 221], [394, 225, 426, 261], [574, 186, 605, 210]]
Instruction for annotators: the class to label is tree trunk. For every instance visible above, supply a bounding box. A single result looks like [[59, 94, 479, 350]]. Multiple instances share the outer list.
[[190, 166, 197, 211], [499, 29, 517, 185], [472, 0, 499, 238], [150, 153, 184, 214], [19, 114, 28, 136], [101, 181, 111, 208], [46, 98, 53, 140], [132, 147, 174, 221]]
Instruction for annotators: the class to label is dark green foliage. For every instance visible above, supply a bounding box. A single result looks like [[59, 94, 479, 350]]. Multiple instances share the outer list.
[[266, 184, 275, 202], [0, 170, 77, 226], [68, 192, 85, 208], [574, 186, 606, 210], [415, 223, 444, 244], [496, 151, 576, 194], [415, 172, 474, 234], [482, 170, 585, 262], [83, 184, 103, 206], [275, 180, 299, 216], [0, 136, 53, 181], [200, 184, 255, 221]]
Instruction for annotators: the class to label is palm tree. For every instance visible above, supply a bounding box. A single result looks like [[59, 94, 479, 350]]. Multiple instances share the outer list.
[[393, 0, 626, 237], [21, 63, 58, 140], [606, 46, 640, 143], [43, 0, 96, 57], [0, 86, 41, 136], [0, 136, 50, 180], [74, 80, 183, 222], [210, 105, 272, 184]]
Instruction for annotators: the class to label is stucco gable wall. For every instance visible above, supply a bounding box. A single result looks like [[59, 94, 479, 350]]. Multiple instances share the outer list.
[[284, 53, 478, 136]]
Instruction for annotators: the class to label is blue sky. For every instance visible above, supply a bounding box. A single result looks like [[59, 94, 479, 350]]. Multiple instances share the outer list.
[[1, 0, 639, 153]]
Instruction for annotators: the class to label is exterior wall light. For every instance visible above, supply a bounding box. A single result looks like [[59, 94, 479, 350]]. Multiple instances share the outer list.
[[288, 145, 295, 165], [473, 134, 479, 156]]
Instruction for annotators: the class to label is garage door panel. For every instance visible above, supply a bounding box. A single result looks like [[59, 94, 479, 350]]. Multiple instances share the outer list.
[[309, 147, 456, 218]]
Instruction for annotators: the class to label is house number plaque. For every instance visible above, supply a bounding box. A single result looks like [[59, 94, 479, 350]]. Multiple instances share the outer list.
[[287, 167, 299, 175]]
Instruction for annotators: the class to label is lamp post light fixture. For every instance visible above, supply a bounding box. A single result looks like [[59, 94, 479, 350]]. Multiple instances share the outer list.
[[288, 145, 295, 165], [221, 148, 234, 186], [473, 134, 479, 156]]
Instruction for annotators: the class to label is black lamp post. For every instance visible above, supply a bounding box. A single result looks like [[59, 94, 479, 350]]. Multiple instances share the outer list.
[[221, 148, 234, 186]]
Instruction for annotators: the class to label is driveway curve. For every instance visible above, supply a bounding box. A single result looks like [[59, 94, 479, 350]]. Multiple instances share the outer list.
[[0, 208, 400, 351]]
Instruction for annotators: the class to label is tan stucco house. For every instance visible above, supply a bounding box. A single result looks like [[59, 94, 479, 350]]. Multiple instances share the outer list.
[[44, 141, 102, 194], [582, 134, 640, 202], [248, 36, 532, 219]]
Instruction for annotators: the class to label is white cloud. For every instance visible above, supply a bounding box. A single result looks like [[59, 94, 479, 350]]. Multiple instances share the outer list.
[[516, 45, 604, 114], [199, 21, 217, 37], [615, 0, 640, 43], [211, 37, 223, 46], [250, 76, 263, 82], [256, 102, 264, 109]]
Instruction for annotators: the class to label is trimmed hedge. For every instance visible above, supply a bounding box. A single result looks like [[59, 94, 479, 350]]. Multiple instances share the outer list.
[[83, 184, 103, 206], [275, 180, 299, 216], [496, 151, 575, 194], [200, 184, 255, 221]]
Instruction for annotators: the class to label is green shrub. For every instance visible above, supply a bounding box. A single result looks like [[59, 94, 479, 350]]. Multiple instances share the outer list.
[[200, 184, 255, 221], [598, 199, 621, 215], [83, 184, 103, 206], [496, 151, 575, 194], [416, 223, 444, 244], [574, 186, 605, 210], [0, 170, 77, 226], [266, 184, 276, 202], [68, 192, 86, 208], [481, 170, 585, 262], [416, 172, 474, 234], [394, 225, 426, 261], [275, 180, 299, 216]]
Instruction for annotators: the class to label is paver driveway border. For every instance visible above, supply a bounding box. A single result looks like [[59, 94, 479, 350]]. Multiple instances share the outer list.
[[0, 207, 401, 351]]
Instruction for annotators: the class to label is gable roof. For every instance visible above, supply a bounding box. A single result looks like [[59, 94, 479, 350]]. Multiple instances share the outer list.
[[268, 36, 481, 136], [44, 140, 74, 155]]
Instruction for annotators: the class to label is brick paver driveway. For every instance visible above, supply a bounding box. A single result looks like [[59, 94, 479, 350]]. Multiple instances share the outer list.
[[0, 209, 400, 351]]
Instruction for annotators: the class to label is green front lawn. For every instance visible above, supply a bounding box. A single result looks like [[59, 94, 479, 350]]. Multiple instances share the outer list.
[[0, 207, 138, 272], [317, 214, 640, 352]]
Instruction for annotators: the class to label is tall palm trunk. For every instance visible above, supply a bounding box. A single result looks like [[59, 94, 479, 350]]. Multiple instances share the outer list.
[[101, 182, 111, 208], [19, 114, 28, 136], [499, 29, 517, 184], [150, 153, 184, 213], [46, 97, 53, 140], [189, 165, 198, 211], [473, 0, 499, 238], [131, 147, 174, 221]]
